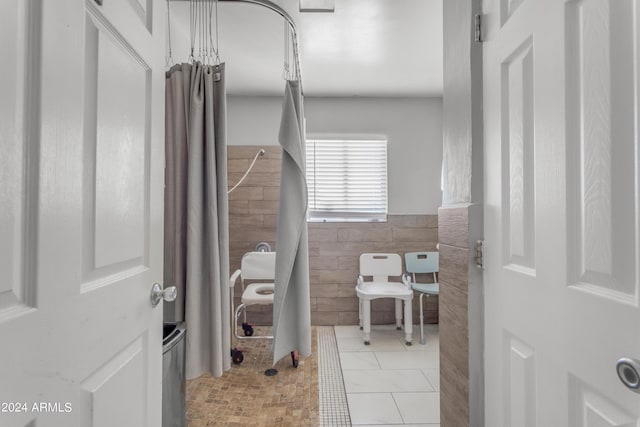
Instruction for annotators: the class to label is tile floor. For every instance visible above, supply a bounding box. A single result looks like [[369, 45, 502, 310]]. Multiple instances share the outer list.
[[186, 326, 319, 427], [335, 324, 440, 427]]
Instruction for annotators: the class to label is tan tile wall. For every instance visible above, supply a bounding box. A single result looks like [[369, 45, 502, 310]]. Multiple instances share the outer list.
[[438, 206, 470, 427], [228, 145, 439, 326]]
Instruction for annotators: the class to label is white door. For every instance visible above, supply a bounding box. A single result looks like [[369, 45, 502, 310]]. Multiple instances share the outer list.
[[483, 0, 640, 425], [0, 1, 165, 426]]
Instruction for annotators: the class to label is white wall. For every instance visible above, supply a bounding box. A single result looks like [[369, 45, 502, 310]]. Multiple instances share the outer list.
[[441, 0, 483, 206], [227, 95, 443, 214], [227, 96, 283, 145]]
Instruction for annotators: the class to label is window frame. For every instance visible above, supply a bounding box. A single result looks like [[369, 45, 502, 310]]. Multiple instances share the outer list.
[[305, 136, 389, 223]]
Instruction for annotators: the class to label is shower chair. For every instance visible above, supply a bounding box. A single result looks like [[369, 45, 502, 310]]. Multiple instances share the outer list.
[[404, 251, 439, 345], [229, 251, 276, 341], [229, 250, 300, 368], [356, 253, 413, 345]]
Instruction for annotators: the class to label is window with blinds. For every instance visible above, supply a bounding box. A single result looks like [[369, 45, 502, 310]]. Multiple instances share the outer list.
[[306, 139, 388, 222]]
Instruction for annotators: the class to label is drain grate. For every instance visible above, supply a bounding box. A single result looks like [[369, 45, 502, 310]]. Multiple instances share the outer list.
[[317, 326, 351, 426]]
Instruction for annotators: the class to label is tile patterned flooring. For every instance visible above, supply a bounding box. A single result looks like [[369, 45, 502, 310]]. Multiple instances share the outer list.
[[186, 327, 319, 427], [186, 324, 439, 426], [335, 324, 440, 427]]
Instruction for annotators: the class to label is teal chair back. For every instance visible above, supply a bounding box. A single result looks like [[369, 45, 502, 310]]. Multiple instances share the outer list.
[[404, 252, 438, 275]]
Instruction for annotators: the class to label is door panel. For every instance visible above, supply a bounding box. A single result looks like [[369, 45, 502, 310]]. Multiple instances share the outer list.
[[565, 0, 638, 299], [564, 0, 640, 423], [0, 0, 39, 316], [0, 1, 165, 426], [79, 337, 147, 427], [484, 0, 640, 425], [503, 332, 536, 427], [501, 35, 535, 275], [85, 8, 149, 276], [569, 377, 637, 427]]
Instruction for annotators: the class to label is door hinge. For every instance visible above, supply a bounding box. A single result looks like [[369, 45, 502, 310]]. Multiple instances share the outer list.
[[475, 14, 483, 43], [475, 240, 484, 270]]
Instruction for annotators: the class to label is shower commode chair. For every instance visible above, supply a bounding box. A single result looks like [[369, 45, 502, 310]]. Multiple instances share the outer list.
[[229, 251, 276, 341], [229, 251, 300, 369]]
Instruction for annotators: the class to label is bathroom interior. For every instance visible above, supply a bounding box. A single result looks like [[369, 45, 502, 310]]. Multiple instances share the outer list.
[[5, 1, 640, 425], [0, 0, 484, 425], [162, 0, 449, 426]]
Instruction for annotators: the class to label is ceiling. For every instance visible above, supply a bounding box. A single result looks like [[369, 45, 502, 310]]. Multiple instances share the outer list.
[[169, 0, 443, 97]]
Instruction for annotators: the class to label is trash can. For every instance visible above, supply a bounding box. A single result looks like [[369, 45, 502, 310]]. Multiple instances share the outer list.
[[162, 322, 186, 427]]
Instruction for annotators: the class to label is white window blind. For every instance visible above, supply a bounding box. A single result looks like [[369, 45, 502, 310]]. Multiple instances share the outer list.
[[306, 139, 388, 221]]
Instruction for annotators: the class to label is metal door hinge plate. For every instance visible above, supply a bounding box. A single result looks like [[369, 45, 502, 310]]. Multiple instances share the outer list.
[[475, 240, 484, 270], [475, 14, 483, 43]]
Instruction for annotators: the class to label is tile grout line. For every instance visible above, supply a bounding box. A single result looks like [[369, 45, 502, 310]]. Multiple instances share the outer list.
[[390, 392, 407, 425], [318, 326, 352, 426]]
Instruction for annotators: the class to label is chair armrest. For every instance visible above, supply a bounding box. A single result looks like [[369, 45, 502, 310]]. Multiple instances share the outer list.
[[357, 274, 364, 288], [229, 269, 242, 288]]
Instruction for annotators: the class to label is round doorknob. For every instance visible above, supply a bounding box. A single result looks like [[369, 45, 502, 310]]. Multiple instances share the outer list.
[[150, 283, 177, 307], [616, 358, 640, 393]]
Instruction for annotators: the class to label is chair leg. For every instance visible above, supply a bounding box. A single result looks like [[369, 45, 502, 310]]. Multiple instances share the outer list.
[[362, 299, 371, 345], [403, 298, 413, 345], [359, 298, 363, 330], [419, 293, 425, 345], [234, 303, 245, 339], [395, 298, 402, 330], [233, 303, 274, 340]]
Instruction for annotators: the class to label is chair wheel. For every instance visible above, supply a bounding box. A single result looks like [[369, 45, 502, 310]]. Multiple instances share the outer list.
[[406, 341, 412, 346], [364, 341, 370, 345], [231, 348, 244, 365], [242, 323, 254, 337], [396, 326, 402, 331]]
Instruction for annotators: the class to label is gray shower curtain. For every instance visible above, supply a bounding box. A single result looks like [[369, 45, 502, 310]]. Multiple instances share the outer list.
[[164, 62, 230, 379], [273, 80, 312, 364]]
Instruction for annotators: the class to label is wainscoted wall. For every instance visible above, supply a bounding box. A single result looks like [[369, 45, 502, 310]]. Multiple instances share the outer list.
[[440, 0, 484, 424], [308, 217, 439, 326], [438, 206, 470, 427], [228, 145, 439, 326], [438, 204, 483, 427]]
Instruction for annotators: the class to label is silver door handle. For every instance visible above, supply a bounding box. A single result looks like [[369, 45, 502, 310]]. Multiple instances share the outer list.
[[150, 283, 177, 307], [616, 358, 640, 393]]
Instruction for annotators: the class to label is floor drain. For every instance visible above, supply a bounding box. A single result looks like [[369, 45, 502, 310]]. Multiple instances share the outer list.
[[264, 368, 278, 376]]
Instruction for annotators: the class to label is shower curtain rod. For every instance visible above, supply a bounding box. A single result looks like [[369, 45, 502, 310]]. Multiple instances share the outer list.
[[171, 0, 303, 92]]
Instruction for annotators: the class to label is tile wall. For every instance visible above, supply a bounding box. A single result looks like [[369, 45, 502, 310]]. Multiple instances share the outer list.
[[438, 206, 471, 427]]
